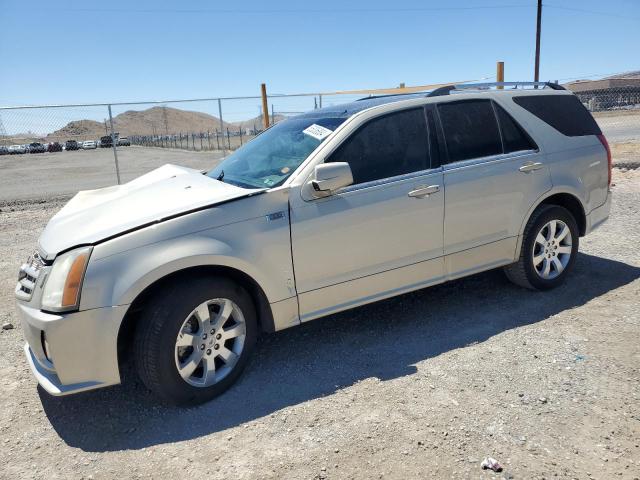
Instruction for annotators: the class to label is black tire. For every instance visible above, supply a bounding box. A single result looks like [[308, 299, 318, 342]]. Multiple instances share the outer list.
[[504, 204, 579, 290], [134, 276, 257, 405]]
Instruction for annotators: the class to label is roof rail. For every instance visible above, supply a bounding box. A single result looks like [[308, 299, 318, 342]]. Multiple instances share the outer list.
[[426, 81, 565, 97], [355, 91, 426, 101]]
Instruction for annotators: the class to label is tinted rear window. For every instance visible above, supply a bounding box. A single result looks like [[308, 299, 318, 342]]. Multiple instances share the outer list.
[[513, 94, 601, 137], [437, 100, 502, 163]]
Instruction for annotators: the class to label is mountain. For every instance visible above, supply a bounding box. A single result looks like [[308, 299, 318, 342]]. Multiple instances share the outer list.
[[46, 106, 293, 140], [47, 106, 231, 140], [111, 106, 230, 135]]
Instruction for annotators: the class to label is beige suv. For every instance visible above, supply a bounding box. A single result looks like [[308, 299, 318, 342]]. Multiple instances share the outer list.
[[16, 82, 611, 405]]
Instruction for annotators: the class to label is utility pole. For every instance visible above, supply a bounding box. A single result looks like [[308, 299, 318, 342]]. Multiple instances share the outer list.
[[107, 105, 121, 185], [534, 0, 542, 82], [261, 83, 270, 129], [497, 61, 504, 89]]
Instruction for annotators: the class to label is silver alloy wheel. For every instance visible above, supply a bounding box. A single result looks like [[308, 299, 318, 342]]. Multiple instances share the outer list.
[[174, 298, 246, 387], [532, 219, 573, 280]]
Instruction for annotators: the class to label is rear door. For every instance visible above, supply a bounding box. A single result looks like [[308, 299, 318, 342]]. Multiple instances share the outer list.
[[436, 98, 552, 277]]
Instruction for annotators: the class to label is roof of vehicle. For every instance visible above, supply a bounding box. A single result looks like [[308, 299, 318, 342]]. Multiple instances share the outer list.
[[297, 93, 426, 119], [295, 82, 567, 120]]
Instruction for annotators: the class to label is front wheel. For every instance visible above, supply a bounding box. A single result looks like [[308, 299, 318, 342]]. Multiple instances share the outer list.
[[134, 277, 257, 405], [504, 205, 579, 290]]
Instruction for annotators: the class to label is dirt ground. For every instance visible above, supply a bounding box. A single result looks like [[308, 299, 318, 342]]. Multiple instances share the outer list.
[[0, 167, 639, 479]]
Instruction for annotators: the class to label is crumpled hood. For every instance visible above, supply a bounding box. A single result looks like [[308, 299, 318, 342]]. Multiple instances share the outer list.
[[38, 164, 258, 258]]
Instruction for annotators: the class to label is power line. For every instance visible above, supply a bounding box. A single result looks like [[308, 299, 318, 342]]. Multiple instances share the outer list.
[[4, 4, 537, 14], [544, 3, 640, 22], [556, 70, 640, 82]]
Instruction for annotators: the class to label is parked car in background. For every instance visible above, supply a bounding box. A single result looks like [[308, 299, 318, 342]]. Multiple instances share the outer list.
[[47, 142, 63, 153], [14, 83, 611, 405], [0, 146, 9, 155], [100, 135, 113, 148], [9, 145, 27, 154], [65, 140, 80, 151], [29, 142, 46, 154], [117, 136, 131, 146], [82, 140, 97, 149]]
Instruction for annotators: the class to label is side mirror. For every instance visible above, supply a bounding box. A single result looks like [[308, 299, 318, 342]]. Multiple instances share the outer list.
[[310, 162, 353, 194]]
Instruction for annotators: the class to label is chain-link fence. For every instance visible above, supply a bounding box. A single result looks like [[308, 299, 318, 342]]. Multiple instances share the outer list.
[[0, 91, 366, 200], [0, 76, 638, 201], [0, 92, 365, 152], [566, 77, 640, 147], [566, 77, 640, 168]]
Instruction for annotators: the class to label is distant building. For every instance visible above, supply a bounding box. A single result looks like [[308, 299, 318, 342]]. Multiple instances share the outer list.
[[564, 72, 640, 111]]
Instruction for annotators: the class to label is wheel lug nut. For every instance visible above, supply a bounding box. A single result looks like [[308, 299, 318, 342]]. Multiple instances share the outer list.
[[210, 329, 215, 335], [206, 349, 212, 355], [200, 344, 205, 350], [202, 334, 207, 339], [216, 334, 222, 340], [214, 344, 220, 350]]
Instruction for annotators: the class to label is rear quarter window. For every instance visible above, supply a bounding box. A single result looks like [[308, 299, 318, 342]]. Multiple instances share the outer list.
[[513, 94, 601, 137], [494, 103, 538, 153]]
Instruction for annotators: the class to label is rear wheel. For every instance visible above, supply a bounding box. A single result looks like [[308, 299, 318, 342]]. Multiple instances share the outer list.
[[134, 277, 257, 405], [504, 205, 579, 290]]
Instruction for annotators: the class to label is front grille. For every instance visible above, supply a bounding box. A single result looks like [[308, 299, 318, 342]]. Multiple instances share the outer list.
[[15, 251, 46, 301]]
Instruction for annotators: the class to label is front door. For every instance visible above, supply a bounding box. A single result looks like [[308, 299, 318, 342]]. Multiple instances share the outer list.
[[289, 107, 445, 321]]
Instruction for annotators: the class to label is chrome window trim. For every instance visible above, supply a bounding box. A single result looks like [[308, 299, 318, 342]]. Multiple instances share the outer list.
[[442, 149, 539, 173]]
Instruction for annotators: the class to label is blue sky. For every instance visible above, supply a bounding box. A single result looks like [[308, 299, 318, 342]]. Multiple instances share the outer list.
[[0, 0, 638, 125]]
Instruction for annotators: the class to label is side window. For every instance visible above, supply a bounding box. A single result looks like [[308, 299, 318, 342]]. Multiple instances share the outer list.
[[494, 103, 538, 153], [437, 100, 502, 163], [327, 108, 430, 185]]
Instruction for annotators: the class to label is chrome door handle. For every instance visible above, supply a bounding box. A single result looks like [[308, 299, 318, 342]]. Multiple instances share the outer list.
[[408, 185, 440, 198], [519, 161, 543, 173]]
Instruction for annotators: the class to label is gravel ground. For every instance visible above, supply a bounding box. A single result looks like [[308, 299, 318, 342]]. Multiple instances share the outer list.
[[595, 111, 640, 143], [0, 168, 639, 479], [0, 146, 224, 202]]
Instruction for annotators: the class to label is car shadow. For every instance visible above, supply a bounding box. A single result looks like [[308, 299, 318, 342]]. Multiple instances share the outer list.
[[39, 252, 640, 452]]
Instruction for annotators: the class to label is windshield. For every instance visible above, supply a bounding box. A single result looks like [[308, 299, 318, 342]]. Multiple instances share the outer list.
[[207, 116, 345, 189]]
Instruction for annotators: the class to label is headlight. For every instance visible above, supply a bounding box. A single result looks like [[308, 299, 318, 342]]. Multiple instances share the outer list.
[[41, 246, 92, 312]]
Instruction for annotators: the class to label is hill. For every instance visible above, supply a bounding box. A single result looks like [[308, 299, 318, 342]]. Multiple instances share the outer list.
[[47, 106, 232, 140], [48, 119, 106, 139], [111, 106, 231, 135], [46, 106, 293, 140]]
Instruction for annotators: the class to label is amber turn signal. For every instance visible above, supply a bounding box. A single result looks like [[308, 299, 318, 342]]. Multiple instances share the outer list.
[[61, 252, 89, 307]]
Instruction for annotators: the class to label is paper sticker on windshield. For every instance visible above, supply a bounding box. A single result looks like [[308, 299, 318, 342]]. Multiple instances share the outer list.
[[303, 124, 333, 141]]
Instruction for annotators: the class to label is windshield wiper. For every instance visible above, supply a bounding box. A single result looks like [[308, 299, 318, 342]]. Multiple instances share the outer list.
[[216, 170, 224, 182]]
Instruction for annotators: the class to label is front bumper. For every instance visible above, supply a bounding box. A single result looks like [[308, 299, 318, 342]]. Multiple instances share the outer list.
[[16, 302, 128, 396]]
